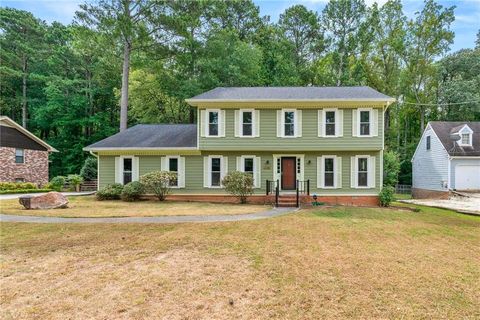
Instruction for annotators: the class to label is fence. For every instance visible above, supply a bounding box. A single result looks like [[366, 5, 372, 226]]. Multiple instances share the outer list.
[[63, 180, 97, 192], [395, 184, 411, 194]]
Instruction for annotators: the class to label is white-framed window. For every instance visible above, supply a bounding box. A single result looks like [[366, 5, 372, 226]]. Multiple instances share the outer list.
[[350, 155, 375, 188], [168, 157, 178, 187], [161, 156, 185, 188], [235, 109, 260, 137], [201, 109, 225, 137], [353, 108, 378, 137], [236, 155, 261, 188], [317, 156, 341, 189], [115, 156, 139, 185], [461, 133, 470, 145], [359, 110, 371, 136], [15, 148, 24, 163], [242, 111, 253, 136], [208, 110, 219, 136], [318, 109, 343, 137], [277, 109, 302, 138], [455, 125, 473, 147], [325, 111, 336, 136], [204, 155, 228, 188], [123, 157, 133, 185], [426, 136, 431, 150]]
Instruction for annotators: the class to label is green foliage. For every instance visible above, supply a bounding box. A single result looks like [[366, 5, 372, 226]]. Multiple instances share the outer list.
[[139, 171, 176, 201], [67, 174, 84, 191], [0, 182, 37, 191], [96, 183, 124, 201], [222, 171, 254, 204], [379, 186, 395, 207], [0, 188, 52, 195], [48, 176, 66, 192], [383, 151, 401, 187], [80, 157, 98, 181], [121, 181, 144, 202]]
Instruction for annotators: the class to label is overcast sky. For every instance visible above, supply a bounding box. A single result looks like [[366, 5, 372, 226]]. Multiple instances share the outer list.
[[2, 0, 479, 52]]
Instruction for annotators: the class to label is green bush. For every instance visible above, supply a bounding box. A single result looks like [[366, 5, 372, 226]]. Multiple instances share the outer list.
[[0, 182, 37, 190], [48, 176, 66, 191], [121, 181, 144, 202], [0, 188, 52, 194], [96, 183, 124, 200], [383, 151, 401, 187], [67, 174, 84, 192], [222, 171, 254, 204], [379, 186, 395, 207], [80, 157, 97, 181], [139, 171, 176, 201]]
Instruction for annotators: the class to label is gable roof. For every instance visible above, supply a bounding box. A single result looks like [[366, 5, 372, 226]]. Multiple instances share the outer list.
[[186, 86, 395, 105], [0, 116, 58, 152], [83, 124, 197, 151], [429, 121, 480, 156]]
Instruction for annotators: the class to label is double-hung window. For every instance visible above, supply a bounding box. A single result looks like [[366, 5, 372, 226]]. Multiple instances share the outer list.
[[325, 111, 336, 136], [461, 133, 470, 145], [123, 158, 133, 185], [211, 157, 221, 187], [15, 148, 24, 163], [208, 111, 219, 136], [242, 111, 253, 136], [324, 158, 335, 187], [359, 110, 370, 136], [168, 157, 178, 187], [243, 157, 254, 177], [284, 111, 295, 137], [357, 157, 368, 187]]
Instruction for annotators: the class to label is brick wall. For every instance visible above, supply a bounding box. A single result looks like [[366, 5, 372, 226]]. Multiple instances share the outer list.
[[0, 147, 49, 186], [412, 188, 450, 199]]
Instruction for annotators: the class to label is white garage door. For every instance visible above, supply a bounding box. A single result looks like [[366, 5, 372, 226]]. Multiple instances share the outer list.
[[455, 165, 480, 190]]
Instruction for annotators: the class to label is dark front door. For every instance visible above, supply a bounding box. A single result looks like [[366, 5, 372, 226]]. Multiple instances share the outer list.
[[281, 157, 296, 190]]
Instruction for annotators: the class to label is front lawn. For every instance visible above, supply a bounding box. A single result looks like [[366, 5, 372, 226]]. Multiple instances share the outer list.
[[1, 206, 478, 319], [0, 196, 268, 217]]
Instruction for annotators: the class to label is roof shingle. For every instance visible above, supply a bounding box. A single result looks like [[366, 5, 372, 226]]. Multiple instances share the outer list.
[[429, 121, 480, 156]]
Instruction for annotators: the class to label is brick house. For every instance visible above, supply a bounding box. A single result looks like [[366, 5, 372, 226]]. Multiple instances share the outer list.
[[0, 116, 57, 186]]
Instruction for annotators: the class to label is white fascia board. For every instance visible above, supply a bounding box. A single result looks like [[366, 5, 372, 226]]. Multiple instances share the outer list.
[[185, 98, 396, 105], [83, 147, 198, 151]]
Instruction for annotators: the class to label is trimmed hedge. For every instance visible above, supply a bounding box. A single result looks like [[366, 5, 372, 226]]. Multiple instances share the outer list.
[[0, 188, 53, 194], [96, 183, 124, 200], [0, 182, 37, 191]]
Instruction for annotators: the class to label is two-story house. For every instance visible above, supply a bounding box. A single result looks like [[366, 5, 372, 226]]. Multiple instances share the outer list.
[[84, 87, 395, 206]]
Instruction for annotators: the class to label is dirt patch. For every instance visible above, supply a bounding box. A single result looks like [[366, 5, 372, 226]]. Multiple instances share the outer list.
[[403, 195, 480, 214]]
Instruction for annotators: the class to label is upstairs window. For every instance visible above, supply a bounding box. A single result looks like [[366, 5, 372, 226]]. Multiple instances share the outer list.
[[242, 111, 253, 136], [168, 157, 178, 187], [208, 111, 219, 136], [15, 148, 24, 163], [284, 111, 295, 136], [357, 157, 368, 187], [426, 136, 431, 150], [325, 111, 336, 136], [359, 111, 370, 136], [461, 133, 470, 145]]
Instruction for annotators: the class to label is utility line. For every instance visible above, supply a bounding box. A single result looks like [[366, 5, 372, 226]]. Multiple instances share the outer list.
[[401, 99, 480, 106]]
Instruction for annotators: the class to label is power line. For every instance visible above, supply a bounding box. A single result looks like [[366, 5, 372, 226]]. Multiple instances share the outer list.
[[401, 99, 480, 107]]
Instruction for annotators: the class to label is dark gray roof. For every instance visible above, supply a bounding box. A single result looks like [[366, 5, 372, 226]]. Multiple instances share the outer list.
[[84, 124, 197, 150], [187, 86, 394, 101], [430, 121, 480, 156]]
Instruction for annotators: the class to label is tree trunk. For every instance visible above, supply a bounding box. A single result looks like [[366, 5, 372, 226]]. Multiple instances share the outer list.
[[420, 106, 425, 132], [22, 54, 28, 128], [120, 41, 131, 132]]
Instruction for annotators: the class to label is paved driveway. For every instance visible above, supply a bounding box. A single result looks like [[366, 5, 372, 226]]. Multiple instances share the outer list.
[[401, 193, 480, 215]]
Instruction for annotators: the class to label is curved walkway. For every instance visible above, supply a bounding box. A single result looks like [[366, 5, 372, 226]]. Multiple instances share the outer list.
[[0, 207, 297, 224]]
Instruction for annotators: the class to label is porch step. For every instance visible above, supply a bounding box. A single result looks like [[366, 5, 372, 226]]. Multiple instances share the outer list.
[[277, 196, 298, 207]]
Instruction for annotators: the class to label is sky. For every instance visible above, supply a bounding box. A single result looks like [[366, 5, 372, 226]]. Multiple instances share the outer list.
[[1, 0, 479, 52]]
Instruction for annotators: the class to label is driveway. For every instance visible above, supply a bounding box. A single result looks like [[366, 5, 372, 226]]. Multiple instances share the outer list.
[[0, 191, 94, 200], [401, 193, 480, 215], [0, 207, 297, 224]]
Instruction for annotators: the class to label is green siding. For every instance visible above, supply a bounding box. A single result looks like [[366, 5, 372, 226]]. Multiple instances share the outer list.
[[199, 108, 384, 151], [98, 151, 381, 195]]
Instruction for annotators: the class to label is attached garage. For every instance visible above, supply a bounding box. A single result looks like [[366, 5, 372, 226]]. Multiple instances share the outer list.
[[454, 164, 480, 190]]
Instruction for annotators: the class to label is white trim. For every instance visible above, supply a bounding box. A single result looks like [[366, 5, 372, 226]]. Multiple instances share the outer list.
[[450, 156, 480, 159], [186, 98, 397, 104], [237, 155, 261, 188], [447, 157, 451, 189], [115, 155, 139, 185], [272, 154, 304, 190], [0, 116, 58, 152], [238, 109, 256, 138], [317, 155, 338, 189], [352, 155, 375, 189], [205, 155, 226, 188], [411, 122, 449, 162], [321, 108, 341, 138], [280, 109, 300, 138], [164, 155, 184, 189], [357, 108, 374, 137], [83, 147, 198, 151], [205, 109, 224, 138], [456, 125, 473, 147]]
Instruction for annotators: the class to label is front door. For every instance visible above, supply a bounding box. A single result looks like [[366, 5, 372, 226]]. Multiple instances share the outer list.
[[281, 157, 296, 190]]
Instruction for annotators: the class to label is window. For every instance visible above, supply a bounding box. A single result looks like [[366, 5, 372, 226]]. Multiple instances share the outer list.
[[461, 133, 470, 145], [244, 157, 254, 176], [242, 111, 253, 136], [211, 157, 221, 187], [15, 148, 24, 163], [325, 111, 336, 136], [324, 158, 335, 187], [358, 157, 368, 187], [284, 111, 295, 136], [123, 158, 132, 185], [15, 178, 25, 183], [208, 111, 219, 136], [169, 158, 178, 187], [426, 136, 431, 150], [359, 111, 370, 136]]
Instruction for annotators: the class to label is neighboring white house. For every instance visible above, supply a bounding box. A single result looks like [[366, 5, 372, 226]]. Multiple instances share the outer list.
[[412, 121, 480, 199]]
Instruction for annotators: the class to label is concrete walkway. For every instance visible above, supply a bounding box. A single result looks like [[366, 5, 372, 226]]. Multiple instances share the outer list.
[[0, 191, 94, 200], [0, 207, 297, 224]]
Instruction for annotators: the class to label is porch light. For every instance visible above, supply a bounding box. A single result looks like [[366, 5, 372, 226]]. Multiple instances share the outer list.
[[307, 160, 311, 164], [265, 160, 270, 164]]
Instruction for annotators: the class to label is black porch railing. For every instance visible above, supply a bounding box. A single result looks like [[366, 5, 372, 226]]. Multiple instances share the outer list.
[[296, 180, 310, 207], [266, 179, 279, 207]]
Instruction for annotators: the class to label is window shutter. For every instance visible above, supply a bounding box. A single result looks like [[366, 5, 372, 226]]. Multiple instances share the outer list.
[[337, 110, 343, 137], [221, 156, 228, 186], [352, 109, 358, 137], [350, 156, 356, 188], [132, 157, 140, 181], [372, 109, 379, 136], [368, 156, 376, 188], [160, 157, 167, 171], [178, 157, 185, 188], [335, 156, 342, 189], [236, 157, 241, 171], [219, 110, 226, 137], [254, 110, 260, 137], [295, 110, 302, 137], [203, 157, 209, 187], [276, 110, 282, 137], [115, 157, 121, 184], [254, 156, 261, 188], [234, 110, 240, 137], [200, 110, 206, 137], [318, 110, 323, 137], [317, 156, 324, 188]]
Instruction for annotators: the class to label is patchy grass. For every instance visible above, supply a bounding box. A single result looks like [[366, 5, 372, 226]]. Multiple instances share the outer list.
[[394, 193, 412, 200], [1, 206, 479, 319], [0, 196, 268, 217]]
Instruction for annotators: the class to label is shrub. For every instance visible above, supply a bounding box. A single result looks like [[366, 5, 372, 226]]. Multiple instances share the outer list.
[[0, 182, 37, 191], [379, 186, 395, 207], [0, 188, 52, 194], [121, 181, 144, 202], [222, 171, 254, 204], [48, 176, 66, 191], [80, 157, 97, 181], [139, 171, 176, 201], [96, 183, 124, 200], [67, 174, 84, 192], [383, 151, 401, 187]]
